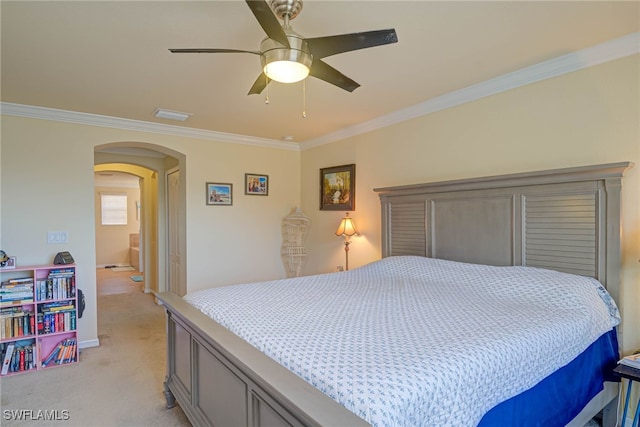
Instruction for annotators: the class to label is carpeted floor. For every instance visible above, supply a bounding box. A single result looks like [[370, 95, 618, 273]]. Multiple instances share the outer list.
[[0, 268, 190, 426]]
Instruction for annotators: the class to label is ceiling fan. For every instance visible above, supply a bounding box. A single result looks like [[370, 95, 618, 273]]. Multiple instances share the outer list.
[[170, 0, 398, 95]]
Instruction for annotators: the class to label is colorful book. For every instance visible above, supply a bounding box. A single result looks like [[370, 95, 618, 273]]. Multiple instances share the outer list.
[[42, 342, 63, 367], [58, 339, 72, 364], [63, 340, 77, 364], [54, 341, 66, 365]]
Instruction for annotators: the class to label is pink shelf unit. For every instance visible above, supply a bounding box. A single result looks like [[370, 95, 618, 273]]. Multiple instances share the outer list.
[[1, 264, 78, 376]]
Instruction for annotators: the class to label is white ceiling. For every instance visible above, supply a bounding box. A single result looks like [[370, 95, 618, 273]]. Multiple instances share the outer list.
[[2, 1, 638, 145]]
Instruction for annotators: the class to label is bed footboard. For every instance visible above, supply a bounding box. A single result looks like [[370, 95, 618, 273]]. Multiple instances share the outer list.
[[156, 292, 368, 427]]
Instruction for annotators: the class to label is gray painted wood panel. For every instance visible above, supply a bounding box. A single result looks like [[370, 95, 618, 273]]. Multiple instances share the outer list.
[[388, 202, 426, 256], [375, 162, 632, 310], [196, 342, 248, 427], [173, 320, 192, 398], [429, 196, 514, 265], [523, 192, 598, 276], [252, 392, 296, 427]]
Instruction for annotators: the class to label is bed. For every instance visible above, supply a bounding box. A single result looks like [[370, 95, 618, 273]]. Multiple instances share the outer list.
[[156, 161, 632, 427]]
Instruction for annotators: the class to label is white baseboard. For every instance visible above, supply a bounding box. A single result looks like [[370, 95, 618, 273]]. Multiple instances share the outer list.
[[78, 339, 100, 349]]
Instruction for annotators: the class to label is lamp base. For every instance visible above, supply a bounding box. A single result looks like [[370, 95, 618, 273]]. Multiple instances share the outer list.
[[344, 240, 351, 271]]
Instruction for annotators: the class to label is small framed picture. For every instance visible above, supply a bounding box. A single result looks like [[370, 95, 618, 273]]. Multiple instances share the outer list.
[[0, 256, 16, 270], [245, 173, 269, 196], [320, 164, 355, 211], [206, 182, 233, 206]]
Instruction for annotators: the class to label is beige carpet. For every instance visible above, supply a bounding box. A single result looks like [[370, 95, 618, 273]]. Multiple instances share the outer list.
[[0, 268, 190, 426]]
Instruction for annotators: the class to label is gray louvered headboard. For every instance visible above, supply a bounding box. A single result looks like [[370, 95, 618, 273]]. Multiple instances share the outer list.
[[374, 162, 632, 306]]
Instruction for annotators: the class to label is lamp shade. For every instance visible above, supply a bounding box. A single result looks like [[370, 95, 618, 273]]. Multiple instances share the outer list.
[[335, 212, 359, 237]]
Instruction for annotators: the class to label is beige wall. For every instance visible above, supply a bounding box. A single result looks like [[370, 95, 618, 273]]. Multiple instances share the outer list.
[[1, 54, 637, 355], [300, 55, 640, 354], [0, 119, 301, 346]]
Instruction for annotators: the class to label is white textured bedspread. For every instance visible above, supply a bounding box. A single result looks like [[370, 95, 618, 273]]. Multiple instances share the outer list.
[[184, 256, 620, 426]]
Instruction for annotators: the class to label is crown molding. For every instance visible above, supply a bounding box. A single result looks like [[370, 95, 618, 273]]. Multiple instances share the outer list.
[[300, 32, 640, 150], [0, 102, 300, 152], [2, 33, 638, 152]]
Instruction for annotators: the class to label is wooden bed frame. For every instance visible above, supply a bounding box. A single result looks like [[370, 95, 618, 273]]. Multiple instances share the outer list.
[[156, 161, 631, 427]]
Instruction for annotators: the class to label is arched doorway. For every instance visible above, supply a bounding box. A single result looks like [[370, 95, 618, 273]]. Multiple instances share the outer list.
[[94, 165, 154, 291], [94, 142, 186, 296]]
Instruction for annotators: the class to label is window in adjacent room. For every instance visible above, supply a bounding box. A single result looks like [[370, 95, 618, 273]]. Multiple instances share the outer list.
[[101, 193, 128, 225]]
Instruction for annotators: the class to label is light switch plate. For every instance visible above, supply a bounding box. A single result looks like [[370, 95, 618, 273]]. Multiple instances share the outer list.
[[47, 231, 68, 244]]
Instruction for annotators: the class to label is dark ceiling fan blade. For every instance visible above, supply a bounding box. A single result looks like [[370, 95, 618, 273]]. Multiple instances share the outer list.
[[245, 0, 290, 48], [309, 60, 360, 92], [248, 73, 269, 95], [305, 29, 397, 59], [169, 48, 260, 55]]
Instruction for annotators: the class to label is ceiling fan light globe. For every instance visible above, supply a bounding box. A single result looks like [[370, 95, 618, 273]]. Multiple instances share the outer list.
[[261, 37, 312, 84], [264, 60, 309, 83]]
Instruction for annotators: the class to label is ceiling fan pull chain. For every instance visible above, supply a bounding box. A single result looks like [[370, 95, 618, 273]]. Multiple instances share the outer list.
[[265, 72, 270, 104], [302, 79, 307, 118]]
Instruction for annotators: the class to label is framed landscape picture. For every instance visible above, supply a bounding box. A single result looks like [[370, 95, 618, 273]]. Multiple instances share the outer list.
[[245, 173, 269, 196], [206, 182, 233, 206], [320, 164, 355, 211]]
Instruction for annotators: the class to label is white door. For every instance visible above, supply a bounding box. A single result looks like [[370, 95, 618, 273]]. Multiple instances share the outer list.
[[167, 169, 182, 295]]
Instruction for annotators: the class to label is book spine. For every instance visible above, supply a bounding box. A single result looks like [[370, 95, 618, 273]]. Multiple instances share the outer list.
[[26, 346, 33, 370], [55, 340, 68, 365], [38, 280, 46, 301], [64, 339, 77, 364], [42, 343, 62, 367], [62, 344, 68, 365], [10, 348, 18, 372], [37, 312, 44, 334], [1, 343, 14, 375], [46, 278, 53, 300]]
